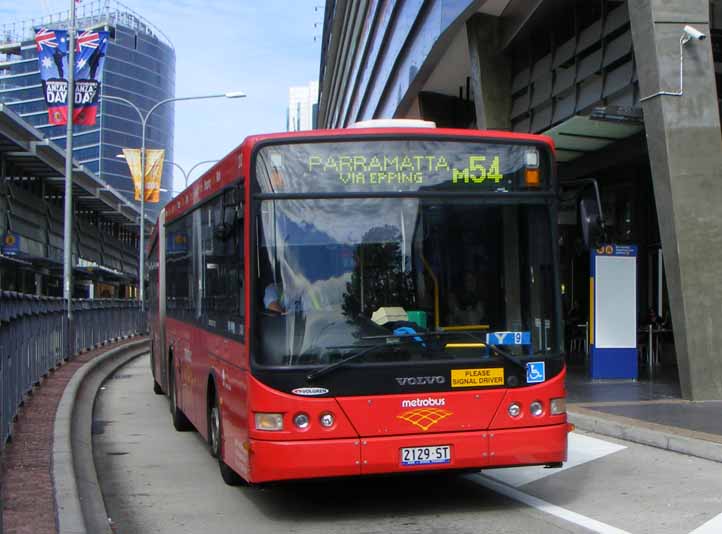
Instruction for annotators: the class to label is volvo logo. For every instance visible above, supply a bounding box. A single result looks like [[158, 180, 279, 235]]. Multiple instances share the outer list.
[[395, 376, 446, 386]]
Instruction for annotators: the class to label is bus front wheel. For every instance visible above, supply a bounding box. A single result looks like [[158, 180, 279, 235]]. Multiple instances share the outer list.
[[209, 387, 246, 486]]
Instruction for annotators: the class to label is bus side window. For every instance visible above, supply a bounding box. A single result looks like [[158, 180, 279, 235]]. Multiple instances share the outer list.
[[199, 186, 245, 340], [229, 185, 245, 325]]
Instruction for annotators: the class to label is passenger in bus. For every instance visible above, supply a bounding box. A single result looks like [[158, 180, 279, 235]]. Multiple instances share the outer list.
[[263, 281, 322, 314], [448, 271, 486, 325]]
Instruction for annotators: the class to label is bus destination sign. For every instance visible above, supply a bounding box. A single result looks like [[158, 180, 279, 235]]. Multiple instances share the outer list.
[[306, 154, 505, 188], [256, 140, 540, 194]]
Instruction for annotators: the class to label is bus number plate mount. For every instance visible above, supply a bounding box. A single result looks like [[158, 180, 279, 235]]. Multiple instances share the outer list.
[[400, 445, 451, 466]]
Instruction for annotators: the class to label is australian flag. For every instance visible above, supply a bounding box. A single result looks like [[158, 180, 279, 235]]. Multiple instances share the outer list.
[[34, 28, 109, 126]]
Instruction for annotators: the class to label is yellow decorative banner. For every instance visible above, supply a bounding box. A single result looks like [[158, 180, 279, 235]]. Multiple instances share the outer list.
[[122, 148, 165, 203]]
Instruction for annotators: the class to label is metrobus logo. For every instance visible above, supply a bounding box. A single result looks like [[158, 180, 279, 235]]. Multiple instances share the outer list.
[[397, 405, 453, 431], [401, 397, 446, 408]]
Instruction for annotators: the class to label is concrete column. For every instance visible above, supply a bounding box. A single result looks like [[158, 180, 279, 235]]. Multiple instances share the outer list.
[[466, 14, 511, 130], [629, 0, 722, 400]]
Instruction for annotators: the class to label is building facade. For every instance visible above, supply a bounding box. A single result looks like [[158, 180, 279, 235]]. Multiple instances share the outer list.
[[287, 80, 319, 131], [318, 0, 722, 401], [0, 0, 176, 216]]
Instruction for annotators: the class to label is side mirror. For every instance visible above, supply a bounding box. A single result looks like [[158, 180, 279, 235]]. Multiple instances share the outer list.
[[576, 179, 606, 250]]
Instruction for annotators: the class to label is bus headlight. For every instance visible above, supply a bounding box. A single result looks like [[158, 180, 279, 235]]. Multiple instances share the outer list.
[[508, 402, 522, 418], [293, 413, 310, 429], [550, 398, 566, 415], [255, 413, 283, 431], [319, 412, 335, 428], [530, 401, 544, 417]]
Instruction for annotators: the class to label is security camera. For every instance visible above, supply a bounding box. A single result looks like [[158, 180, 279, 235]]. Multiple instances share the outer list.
[[683, 25, 706, 41]]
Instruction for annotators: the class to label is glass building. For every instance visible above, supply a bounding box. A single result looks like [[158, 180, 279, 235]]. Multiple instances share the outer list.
[[0, 0, 176, 216]]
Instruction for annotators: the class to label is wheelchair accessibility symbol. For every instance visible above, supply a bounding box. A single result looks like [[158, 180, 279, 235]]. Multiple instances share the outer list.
[[526, 362, 545, 384]]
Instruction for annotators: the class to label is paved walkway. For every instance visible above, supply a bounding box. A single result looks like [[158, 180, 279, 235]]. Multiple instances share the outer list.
[[0, 338, 142, 534], [567, 365, 722, 463]]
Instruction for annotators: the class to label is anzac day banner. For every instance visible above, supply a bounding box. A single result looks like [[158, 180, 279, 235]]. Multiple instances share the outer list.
[[34, 28, 109, 126]]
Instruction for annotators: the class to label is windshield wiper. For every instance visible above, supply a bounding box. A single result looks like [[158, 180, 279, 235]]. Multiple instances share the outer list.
[[305, 343, 385, 382], [306, 331, 528, 382], [305, 337, 430, 382]]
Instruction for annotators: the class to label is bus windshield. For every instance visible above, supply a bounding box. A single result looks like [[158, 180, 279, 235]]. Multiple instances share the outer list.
[[255, 196, 558, 367]]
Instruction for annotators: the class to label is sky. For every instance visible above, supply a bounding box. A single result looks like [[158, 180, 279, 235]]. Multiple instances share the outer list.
[[2, 0, 324, 193]]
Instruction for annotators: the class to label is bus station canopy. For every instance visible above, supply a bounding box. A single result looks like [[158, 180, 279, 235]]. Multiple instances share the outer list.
[[0, 103, 152, 228]]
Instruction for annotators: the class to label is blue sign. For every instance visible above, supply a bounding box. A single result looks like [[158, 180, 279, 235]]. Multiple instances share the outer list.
[[2, 232, 20, 255], [486, 331, 531, 345], [166, 231, 188, 254], [526, 361, 546, 384]]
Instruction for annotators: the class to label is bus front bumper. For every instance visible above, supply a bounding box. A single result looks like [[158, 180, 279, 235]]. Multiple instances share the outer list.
[[248, 422, 569, 483]]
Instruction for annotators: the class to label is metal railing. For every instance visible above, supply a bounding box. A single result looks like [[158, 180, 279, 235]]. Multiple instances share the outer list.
[[0, 290, 146, 448]]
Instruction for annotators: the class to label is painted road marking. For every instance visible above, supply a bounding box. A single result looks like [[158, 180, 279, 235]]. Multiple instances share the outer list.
[[485, 432, 627, 487], [689, 512, 722, 533], [473, 475, 633, 534], [472, 432, 630, 534]]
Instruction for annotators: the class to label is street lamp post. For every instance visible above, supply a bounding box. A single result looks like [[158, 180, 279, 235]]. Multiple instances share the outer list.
[[63, 0, 76, 332], [101, 92, 245, 309], [166, 159, 220, 188]]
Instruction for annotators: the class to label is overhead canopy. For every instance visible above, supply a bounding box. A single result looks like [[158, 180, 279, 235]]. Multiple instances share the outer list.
[[543, 112, 643, 163], [0, 103, 152, 228]]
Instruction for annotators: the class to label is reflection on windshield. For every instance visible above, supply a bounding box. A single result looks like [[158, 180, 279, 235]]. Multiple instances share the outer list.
[[255, 198, 557, 367]]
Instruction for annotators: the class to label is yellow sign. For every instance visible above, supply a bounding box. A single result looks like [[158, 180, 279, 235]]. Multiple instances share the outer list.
[[450, 368, 504, 388], [123, 148, 165, 203]]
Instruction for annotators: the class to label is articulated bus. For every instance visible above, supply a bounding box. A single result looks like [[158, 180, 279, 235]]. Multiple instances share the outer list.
[[147, 120, 571, 485]]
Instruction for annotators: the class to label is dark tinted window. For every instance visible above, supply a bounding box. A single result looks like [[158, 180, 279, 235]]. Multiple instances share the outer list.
[[165, 186, 244, 339]]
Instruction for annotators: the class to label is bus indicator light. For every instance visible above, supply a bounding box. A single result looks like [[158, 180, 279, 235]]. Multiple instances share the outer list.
[[255, 413, 284, 431], [551, 398, 566, 415], [530, 401, 544, 417], [525, 150, 539, 168], [319, 412, 335, 428], [508, 402, 522, 418], [293, 413, 310, 429], [524, 168, 541, 187]]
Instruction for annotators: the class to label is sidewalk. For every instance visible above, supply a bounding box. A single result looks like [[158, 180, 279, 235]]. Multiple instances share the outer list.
[[1, 338, 143, 534], [566, 366, 722, 463]]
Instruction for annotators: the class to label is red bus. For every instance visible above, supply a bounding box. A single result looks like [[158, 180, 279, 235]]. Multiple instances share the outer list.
[[147, 120, 571, 485]]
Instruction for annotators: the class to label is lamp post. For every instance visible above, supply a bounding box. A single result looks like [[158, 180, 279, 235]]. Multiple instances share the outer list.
[[170, 159, 220, 188], [102, 91, 246, 309], [63, 0, 77, 332]]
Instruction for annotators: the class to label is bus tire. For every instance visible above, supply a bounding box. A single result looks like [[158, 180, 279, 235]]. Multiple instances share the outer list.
[[209, 386, 246, 486], [169, 356, 192, 432], [151, 348, 164, 394]]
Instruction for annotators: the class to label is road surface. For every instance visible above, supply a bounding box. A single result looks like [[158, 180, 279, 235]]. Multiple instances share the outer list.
[[93, 356, 722, 534]]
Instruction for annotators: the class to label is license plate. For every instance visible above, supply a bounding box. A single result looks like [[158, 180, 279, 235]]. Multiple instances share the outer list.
[[400, 445, 451, 466]]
